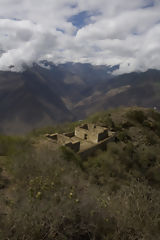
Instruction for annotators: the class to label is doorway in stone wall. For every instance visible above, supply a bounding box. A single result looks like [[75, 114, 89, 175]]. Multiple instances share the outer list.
[[84, 134, 88, 140]]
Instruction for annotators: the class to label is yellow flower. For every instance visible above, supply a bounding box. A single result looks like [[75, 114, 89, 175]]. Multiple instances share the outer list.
[[36, 191, 42, 199], [69, 192, 73, 198]]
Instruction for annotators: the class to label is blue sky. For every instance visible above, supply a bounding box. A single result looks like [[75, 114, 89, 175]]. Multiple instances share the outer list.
[[68, 11, 90, 28], [143, 0, 155, 8], [68, 10, 100, 29], [0, 0, 160, 74]]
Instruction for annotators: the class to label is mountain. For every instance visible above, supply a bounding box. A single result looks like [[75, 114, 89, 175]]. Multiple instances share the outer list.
[[0, 69, 73, 134], [0, 62, 114, 134], [73, 69, 160, 118], [0, 62, 160, 134], [37, 61, 117, 106]]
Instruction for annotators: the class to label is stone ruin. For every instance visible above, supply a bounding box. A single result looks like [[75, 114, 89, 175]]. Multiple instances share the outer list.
[[46, 124, 115, 157], [47, 132, 80, 152], [75, 124, 109, 143]]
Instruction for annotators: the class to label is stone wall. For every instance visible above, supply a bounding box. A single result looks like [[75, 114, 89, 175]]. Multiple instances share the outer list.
[[57, 134, 71, 145], [64, 132, 74, 138], [75, 124, 108, 144], [79, 135, 115, 159], [65, 141, 80, 152], [46, 124, 115, 156], [47, 133, 58, 140], [75, 127, 88, 139], [97, 130, 108, 142], [47, 133, 80, 152], [87, 131, 99, 143]]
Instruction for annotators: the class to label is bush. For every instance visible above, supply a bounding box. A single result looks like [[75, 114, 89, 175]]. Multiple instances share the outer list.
[[126, 110, 146, 124], [0, 135, 32, 156], [29, 122, 81, 137], [87, 112, 115, 129], [1, 107, 160, 239], [116, 130, 131, 142]]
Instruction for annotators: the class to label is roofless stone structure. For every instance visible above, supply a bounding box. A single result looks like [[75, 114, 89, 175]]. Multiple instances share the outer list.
[[46, 124, 115, 157], [75, 124, 108, 143]]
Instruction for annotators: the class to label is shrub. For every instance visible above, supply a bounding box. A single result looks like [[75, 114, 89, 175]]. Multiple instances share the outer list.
[[0, 135, 31, 156], [116, 130, 131, 142], [1, 107, 160, 239], [29, 122, 81, 137], [126, 110, 146, 124], [87, 112, 115, 129]]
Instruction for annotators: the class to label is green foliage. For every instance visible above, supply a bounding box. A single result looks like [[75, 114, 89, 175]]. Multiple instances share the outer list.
[[152, 122, 160, 137], [116, 130, 131, 142], [126, 109, 146, 124], [87, 111, 115, 129], [29, 121, 81, 137], [145, 131, 158, 145], [0, 135, 32, 156], [60, 146, 83, 169], [149, 109, 160, 122], [83, 143, 127, 188]]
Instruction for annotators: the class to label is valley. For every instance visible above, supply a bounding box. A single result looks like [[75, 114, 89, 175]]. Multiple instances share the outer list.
[[0, 63, 160, 134]]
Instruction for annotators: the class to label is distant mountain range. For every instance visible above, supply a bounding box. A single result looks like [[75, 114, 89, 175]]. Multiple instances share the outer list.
[[0, 62, 160, 134], [73, 69, 160, 118]]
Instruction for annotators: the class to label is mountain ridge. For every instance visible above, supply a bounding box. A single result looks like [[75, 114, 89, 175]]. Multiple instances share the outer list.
[[0, 63, 160, 134]]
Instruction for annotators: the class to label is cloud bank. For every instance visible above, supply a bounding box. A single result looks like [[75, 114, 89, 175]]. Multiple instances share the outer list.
[[0, 0, 160, 73]]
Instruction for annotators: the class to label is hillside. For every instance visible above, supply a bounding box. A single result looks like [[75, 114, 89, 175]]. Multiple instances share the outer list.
[[73, 69, 160, 118], [0, 69, 74, 134], [0, 63, 160, 134], [0, 107, 160, 239], [0, 62, 114, 134]]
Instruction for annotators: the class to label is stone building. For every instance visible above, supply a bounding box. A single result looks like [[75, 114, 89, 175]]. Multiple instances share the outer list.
[[47, 132, 80, 152], [75, 124, 108, 143], [46, 123, 115, 157]]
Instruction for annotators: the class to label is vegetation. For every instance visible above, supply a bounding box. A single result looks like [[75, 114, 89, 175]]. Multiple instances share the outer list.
[[29, 121, 81, 137], [0, 107, 160, 239]]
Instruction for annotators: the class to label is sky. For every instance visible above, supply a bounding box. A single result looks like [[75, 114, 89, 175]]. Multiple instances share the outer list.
[[0, 0, 160, 74]]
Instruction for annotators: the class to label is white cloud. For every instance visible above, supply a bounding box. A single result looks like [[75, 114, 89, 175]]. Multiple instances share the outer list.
[[0, 0, 160, 73]]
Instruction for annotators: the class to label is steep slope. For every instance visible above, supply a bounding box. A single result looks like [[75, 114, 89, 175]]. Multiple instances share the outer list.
[[0, 69, 73, 135], [1, 107, 160, 240], [37, 62, 115, 109], [0, 62, 114, 134], [73, 69, 160, 118], [0, 63, 160, 134]]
